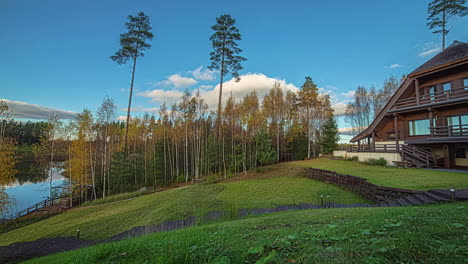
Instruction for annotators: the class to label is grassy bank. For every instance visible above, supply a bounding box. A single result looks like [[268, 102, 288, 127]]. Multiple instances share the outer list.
[[0, 175, 364, 246], [297, 158, 468, 190], [28, 202, 468, 264]]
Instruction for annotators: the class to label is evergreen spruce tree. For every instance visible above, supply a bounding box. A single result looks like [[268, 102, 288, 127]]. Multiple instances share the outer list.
[[255, 129, 276, 166], [320, 117, 340, 155]]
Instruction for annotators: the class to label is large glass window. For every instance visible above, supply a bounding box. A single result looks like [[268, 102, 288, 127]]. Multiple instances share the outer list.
[[408, 119, 431, 136], [463, 78, 468, 88], [448, 114, 468, 126]]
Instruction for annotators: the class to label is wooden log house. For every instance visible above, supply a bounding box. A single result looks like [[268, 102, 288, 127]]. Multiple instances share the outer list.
[[346, 41, 468, 169]]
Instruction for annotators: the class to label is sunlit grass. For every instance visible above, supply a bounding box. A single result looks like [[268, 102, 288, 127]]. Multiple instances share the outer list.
[[295, 158, 468, 190], [27, 202, 468, 264]]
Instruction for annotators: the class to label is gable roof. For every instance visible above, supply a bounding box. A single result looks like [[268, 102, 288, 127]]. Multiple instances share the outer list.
[[350, 40, 468, 143], [410, 41, 468, 77]]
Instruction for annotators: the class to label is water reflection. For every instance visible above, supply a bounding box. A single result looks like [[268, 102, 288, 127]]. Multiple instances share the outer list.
[[3, 162, 69, 219]]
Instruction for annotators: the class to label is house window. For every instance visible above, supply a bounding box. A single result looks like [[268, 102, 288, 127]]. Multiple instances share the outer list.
[[443, 82, 451, 91], [447, 114, 468, 126], [455, 147, 466, 159], [408, 119, 431, 136], [463, 78, 468, 89]]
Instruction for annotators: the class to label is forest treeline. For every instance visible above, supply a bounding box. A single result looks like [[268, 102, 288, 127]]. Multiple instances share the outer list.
[[0, 77, 339, 203]]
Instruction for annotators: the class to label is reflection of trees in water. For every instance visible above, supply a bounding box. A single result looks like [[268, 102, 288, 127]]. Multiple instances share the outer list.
[[14, 162, 48, 185], [14, 162, 66, 185]]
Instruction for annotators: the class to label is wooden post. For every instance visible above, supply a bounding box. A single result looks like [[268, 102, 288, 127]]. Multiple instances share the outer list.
[[429, 110, 433, 137], [372, 131, 376, 152], [415, 79, 420, 105], [443, 144, 450, 169], [394, 115, 399, 152]]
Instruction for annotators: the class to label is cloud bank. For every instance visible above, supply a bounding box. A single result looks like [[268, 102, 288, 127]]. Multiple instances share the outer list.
[[140, 72, 348, 116], [140, 73, 300, 107], [0, 99, 77, 120]]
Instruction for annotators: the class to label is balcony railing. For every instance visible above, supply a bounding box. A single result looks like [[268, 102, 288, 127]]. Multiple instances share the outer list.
[[344, 144, 399, 153], [394, 87, 468, 109], [430, 124, 468, 137]]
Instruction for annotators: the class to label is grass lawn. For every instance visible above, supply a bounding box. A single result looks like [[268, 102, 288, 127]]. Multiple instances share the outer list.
[[296, 158, 468, 190], [27, 202, 468, 264], [0, 172, 365, 246]]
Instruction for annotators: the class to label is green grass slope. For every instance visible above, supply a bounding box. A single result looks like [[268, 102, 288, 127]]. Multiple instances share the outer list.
[[297, 158, 468, 190], [28, 202, 468, 264], [0, 170, 364, 246]]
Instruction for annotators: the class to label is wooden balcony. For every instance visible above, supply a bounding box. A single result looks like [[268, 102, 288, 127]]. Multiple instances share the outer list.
[[345, 144, 399, 153], [430, 124, 468, 137], [393, 87, 468, 110]]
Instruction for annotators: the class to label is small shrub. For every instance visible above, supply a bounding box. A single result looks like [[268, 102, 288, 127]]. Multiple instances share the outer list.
[[345, 156, 359, 162], [362, 158, 388, 167], [201, 174, 220, 185]]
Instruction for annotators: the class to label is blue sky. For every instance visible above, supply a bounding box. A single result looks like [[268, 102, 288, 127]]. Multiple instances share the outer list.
[[1, 0, 467, 137]]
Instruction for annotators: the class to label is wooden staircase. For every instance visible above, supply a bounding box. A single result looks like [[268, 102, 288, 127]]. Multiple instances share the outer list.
[[399, 144, 439, 168], [379, 189, 468, 207]]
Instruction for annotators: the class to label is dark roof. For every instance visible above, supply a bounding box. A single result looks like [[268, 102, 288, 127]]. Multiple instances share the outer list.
[[411, 41, 468, 76]]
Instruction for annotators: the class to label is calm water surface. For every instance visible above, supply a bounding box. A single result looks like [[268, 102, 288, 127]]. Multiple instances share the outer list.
[[3, 162, 69, 219]]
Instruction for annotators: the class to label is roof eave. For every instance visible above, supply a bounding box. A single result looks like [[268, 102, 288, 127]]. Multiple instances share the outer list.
[[409, 57, 468, 78]]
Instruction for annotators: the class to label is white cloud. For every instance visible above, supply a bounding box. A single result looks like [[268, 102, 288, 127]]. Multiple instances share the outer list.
[[201, 73, 299, 108], [117, 116, 127, 121], [418, 43, 441, 57], [197, 85, 213, 91], [341, 91, 355, 99], [121, 106, 160, 113], [0, 99, 77, 120], [384, 64, 406, 69], [153, 74, 198, 89], [139, 73, 299, 109], [191, 66, 216, 81], [138, 89, 184, 104], [332, 102, 348, 116], [419, 48, 440, 57], [338, 127, 358, 136]]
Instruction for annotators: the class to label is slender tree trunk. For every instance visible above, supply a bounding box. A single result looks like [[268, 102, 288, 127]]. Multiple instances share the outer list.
[[124, 51, 139, 153], [276, 124, 280, 162], [442, 10, 446, 50]]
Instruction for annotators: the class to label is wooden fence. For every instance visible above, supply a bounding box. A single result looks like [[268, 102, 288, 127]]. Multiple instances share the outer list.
[[305, 168, 421, 203]]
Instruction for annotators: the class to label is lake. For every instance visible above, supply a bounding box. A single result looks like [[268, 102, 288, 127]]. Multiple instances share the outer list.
[[2, 162, 69, 219]]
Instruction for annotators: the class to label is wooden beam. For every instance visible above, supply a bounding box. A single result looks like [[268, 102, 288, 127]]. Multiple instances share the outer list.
[[394, 115, 399, 152], [429, 110, 433, 137], [415, 79, 420, 105], [372, 131, 376, 151]]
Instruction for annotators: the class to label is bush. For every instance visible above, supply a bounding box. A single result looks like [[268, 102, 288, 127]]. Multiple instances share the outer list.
[[345, 156, 359, 161], [362, 158, 388, 167]]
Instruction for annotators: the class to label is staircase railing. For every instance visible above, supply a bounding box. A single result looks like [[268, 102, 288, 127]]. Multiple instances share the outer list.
[[400, 145, 438, 168]]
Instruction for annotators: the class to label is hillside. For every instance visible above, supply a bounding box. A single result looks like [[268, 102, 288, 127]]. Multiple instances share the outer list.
[[27, 202, 468, 264], [0, 162, 367, 246], [1, 158, 467, 262]]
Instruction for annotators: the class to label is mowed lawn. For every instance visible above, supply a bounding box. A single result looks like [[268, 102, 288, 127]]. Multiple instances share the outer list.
[[295, 158, 468, 190], [0, 174, 365, 246], [28, 202, 468, 264]]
